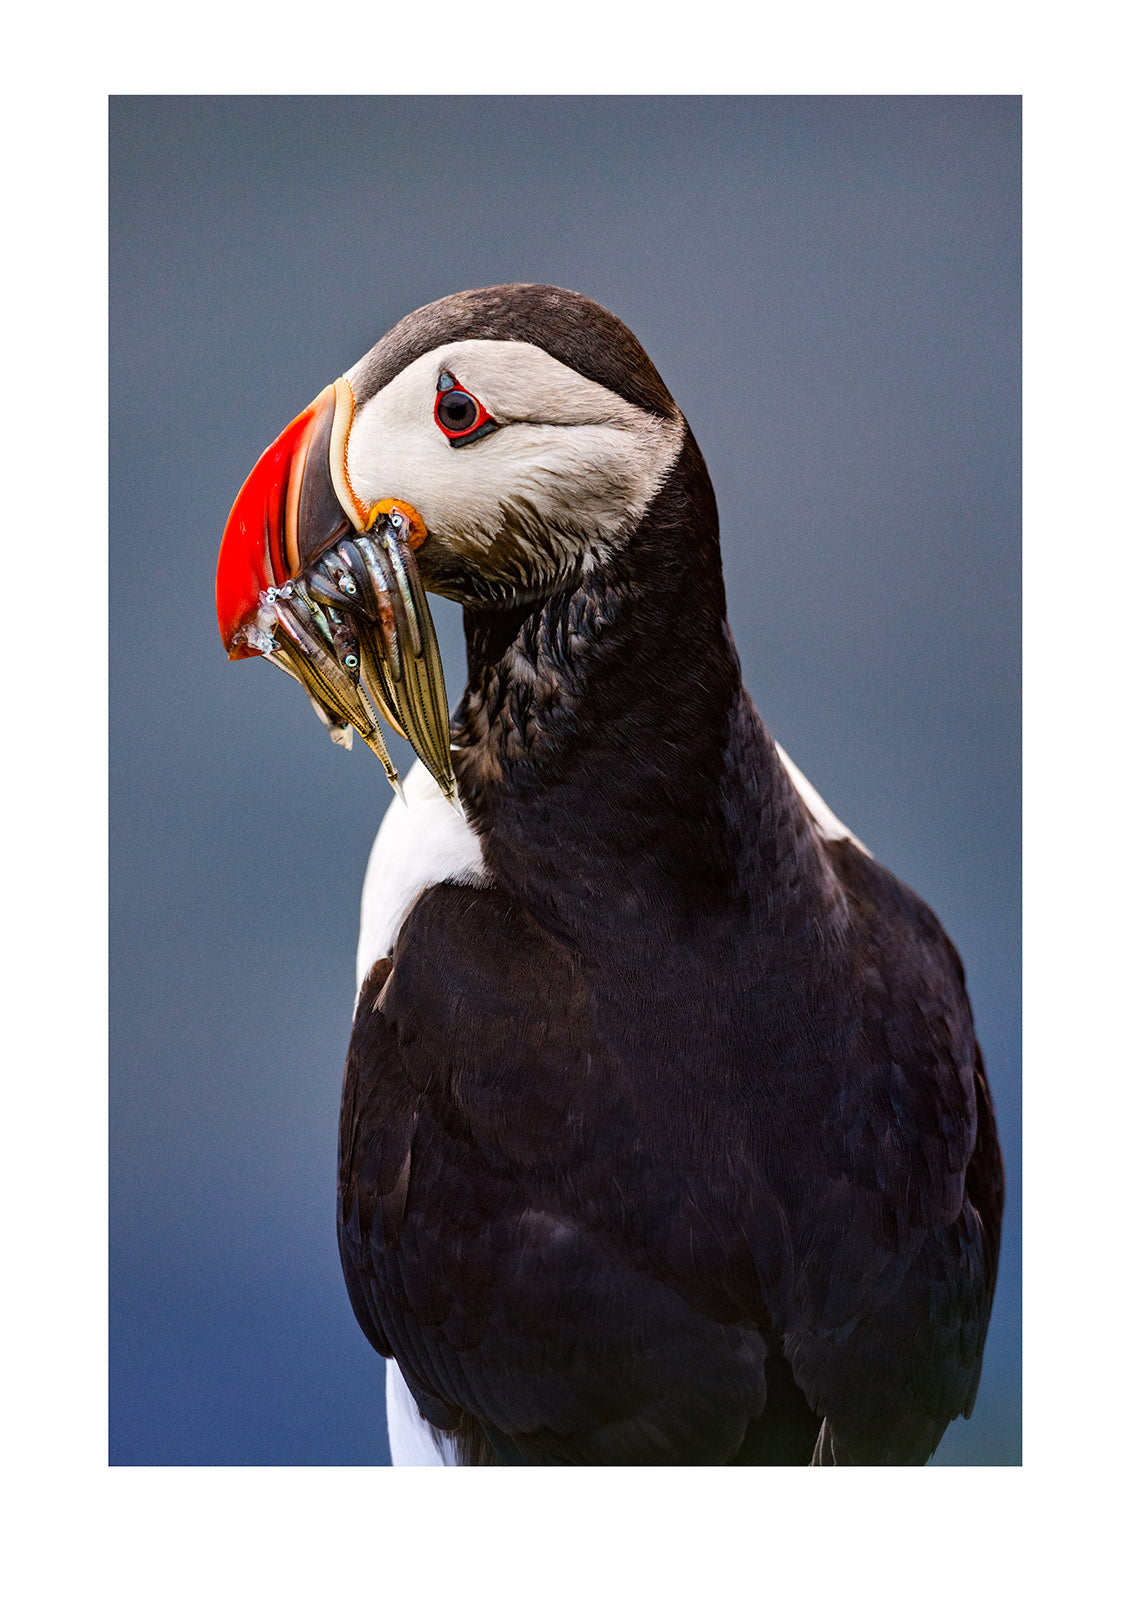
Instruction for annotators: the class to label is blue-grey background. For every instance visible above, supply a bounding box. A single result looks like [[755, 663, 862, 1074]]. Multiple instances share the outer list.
[[110, 95, 1020, 1465]]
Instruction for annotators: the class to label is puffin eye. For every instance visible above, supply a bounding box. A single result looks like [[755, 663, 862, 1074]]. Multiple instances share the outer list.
[[434, 371, 499, 448]]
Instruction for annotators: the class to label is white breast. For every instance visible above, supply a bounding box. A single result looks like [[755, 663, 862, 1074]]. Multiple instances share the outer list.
[[385, 1360, 461, 1466], [355, 758, 489, 997]]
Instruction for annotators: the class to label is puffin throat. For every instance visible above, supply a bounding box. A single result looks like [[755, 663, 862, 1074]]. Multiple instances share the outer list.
[[449, 433, 756, 901]]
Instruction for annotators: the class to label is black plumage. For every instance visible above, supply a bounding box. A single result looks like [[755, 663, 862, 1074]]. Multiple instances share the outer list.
[[331, 290, 1003, 1466]]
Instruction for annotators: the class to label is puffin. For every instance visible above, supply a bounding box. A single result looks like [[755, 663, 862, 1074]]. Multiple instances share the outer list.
[[215, 283, 1003, 1466]]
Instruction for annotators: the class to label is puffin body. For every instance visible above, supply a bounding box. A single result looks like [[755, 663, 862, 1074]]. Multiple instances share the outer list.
[[217, 285, 1003, 1465]]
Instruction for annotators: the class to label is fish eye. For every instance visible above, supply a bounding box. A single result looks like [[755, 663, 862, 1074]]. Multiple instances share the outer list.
[[434, 371, 499, 448]]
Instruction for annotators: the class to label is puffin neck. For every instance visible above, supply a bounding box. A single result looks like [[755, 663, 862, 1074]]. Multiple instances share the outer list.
[[449, 433, 824, 929]]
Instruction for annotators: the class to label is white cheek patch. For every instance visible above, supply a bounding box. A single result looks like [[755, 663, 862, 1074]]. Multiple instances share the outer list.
[[355, 759, 490, 999], [344, 340, 683, 571], [413, 339, 648, 428]]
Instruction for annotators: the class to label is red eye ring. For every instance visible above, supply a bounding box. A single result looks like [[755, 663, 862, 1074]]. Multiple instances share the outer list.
[[434, 371, 499, 448]]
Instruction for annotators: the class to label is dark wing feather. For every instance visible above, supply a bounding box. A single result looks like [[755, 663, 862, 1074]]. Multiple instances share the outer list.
[[338, 839, 1001, 1467], [782, 840, 1004, 1464], [337, 881, 805, 1465]]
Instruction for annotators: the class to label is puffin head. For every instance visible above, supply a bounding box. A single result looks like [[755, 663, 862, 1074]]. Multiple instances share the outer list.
[[216, 285, 687, 797]]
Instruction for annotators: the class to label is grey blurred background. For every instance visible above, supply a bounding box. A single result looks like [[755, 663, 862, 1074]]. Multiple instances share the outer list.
[[110, 95, 1020, 1466]]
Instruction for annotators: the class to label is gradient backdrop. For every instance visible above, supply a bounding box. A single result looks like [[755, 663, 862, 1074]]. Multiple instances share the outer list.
[[110, 95, 1020, 1466]]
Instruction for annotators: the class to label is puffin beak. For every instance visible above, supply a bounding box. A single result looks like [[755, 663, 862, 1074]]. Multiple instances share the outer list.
[[216, 378, 456, 803]]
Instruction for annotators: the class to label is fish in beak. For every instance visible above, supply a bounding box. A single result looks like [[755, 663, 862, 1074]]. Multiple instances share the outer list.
[[216, 378, 456, 803]]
